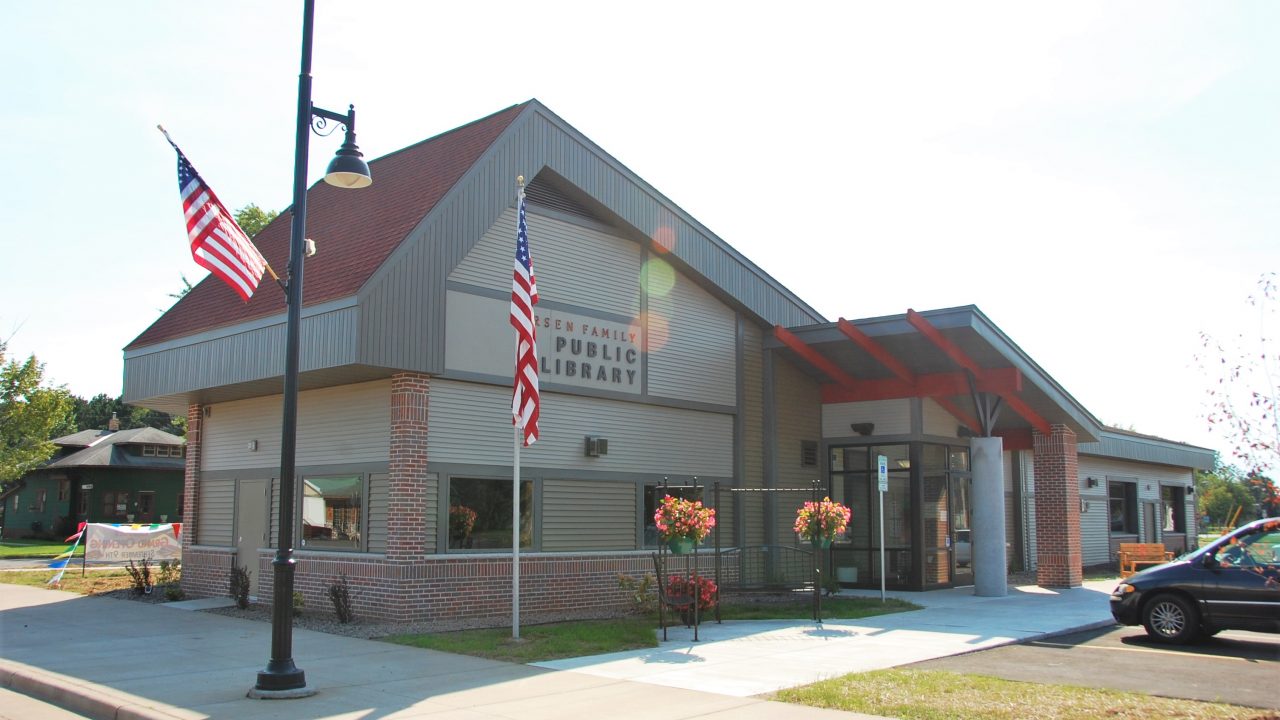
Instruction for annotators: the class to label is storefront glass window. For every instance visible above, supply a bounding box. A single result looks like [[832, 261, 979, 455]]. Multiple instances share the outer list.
[[449, 478, 533, 550], [300, 475, 363, 551], [1161, 485, 1186, 533]]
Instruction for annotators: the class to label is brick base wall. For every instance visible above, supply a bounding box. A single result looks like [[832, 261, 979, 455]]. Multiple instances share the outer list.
[[180, 546, 235, 599], [183, 550, 724, 625]]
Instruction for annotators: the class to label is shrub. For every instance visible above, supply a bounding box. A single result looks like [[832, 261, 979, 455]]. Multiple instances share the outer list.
[[328, 574, 354, 623], [292, 591, 305, 617], [164, 584, 185, 602], [229, 563, 251, 609], [126, 559, 154, 595], [157, 559, 181, 586], [617, 572, 656, 614]]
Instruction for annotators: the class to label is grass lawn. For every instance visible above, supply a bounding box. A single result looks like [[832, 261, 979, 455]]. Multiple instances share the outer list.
[[383, 594, 919, 663], [0, 539, 85, 559], [0, 569, 133, 595], [773, 669, 1264, 720]]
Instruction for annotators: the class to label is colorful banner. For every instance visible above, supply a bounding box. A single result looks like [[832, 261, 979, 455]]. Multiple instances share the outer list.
[[85, 523, 182, 562]]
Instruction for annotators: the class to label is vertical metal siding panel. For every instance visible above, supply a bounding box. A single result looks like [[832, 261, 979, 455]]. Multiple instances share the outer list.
[[427, 380, 732, 476], [542, 479, 636, 550], [647, 267, 737, 405], [742, 323, 766, 547], [197, 478, 234, 546], [367, 472, 388, 553]]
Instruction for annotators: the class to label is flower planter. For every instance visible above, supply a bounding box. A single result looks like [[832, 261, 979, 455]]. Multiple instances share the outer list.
[[810, 536, 833, 550], [668, 536, 695, 555]]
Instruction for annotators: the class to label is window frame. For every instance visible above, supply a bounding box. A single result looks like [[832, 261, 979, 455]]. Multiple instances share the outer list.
[[1160, 485, 1186, 534], [1108, 480, 1138, 534]]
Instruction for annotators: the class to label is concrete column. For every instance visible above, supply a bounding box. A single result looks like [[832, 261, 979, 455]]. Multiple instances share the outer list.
[[971, 436, 1007, 597], [388, 372, 430, 562], [1032, 424, 1083, 587]]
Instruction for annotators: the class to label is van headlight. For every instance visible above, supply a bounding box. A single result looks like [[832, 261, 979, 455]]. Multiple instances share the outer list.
[[1111, 583, 1136, 596]]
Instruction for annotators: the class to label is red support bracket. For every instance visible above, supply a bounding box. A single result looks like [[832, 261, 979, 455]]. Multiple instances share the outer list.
[[774, 325, 859, 389]]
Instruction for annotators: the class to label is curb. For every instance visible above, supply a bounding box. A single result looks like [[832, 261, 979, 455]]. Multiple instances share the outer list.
[[0, 659, 197, 720]]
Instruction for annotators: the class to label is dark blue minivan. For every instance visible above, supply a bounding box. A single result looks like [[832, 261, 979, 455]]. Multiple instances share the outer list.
[[1110, 517, 1280, 644]]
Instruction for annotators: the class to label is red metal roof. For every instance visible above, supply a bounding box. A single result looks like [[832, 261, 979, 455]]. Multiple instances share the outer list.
[[127, 102, 528, 350]]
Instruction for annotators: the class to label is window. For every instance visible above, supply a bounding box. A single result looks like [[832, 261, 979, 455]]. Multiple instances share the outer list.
[[1109, 481, 1137, 534], [449, 477, 533, 550], [1161, 485, 1186, 533], [137, 491, 155, 518], [76, 488, 89, 515], [101, 491, 130, 519], [10, 493, 17, 512], [643, 484, 705, 547], [34, 489, 46, 513], [58, 480, 69, 501], [142, 445, 156, 457], [300, 475, 363, 551], [176, 491, 185, 519]]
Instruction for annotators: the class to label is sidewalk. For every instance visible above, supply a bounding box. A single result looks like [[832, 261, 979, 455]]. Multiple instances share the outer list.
[[0, 580, 1117, 719]]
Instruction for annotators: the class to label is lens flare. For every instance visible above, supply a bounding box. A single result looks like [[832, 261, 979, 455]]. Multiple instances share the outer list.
[[651, 224, 676, 254], [641, 258, 676, 298]]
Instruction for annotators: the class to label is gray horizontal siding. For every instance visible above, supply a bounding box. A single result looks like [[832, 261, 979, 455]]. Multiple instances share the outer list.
[[647, 266, 737, 405], [202, 380, 391, 471], [427, 379, 733, 477], [367, 473, 388, 553], [197, 478, 234, 546], [451, 208, 643, 318], [123, 305, 359, 403], [541, 479, 637, 551], [822, 400, 912, 439]]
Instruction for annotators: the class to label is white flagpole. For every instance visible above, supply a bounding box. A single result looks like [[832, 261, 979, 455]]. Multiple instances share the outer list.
[[513, 423, 522, 640]]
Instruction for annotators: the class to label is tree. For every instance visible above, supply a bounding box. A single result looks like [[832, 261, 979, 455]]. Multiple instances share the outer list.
[[0, 342, 76, 484], [235, 203, 279, 238], [1245, 473, 1280, 517], [168, 274, 194, 301], [1199, 272, 1279, 474], [1196, 468, 1254, 526], [70, 393, 183, 436]]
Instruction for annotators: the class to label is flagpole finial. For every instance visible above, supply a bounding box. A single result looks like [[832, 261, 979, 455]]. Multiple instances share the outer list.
[[517, 175, 524, 186]]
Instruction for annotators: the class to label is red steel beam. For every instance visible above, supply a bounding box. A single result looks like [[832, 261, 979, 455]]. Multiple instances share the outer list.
[[906, 309, 1053, 436], [837, 318, 915, 382], [773, 325, 859, 389], [819, 367, 1022, 403]]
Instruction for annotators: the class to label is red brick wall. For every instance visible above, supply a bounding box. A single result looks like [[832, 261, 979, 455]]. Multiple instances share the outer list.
[[1033, 424, 1083, 587], [181, 546, 234, 598], [181, 404, 203, 552], [388, 373, 430, 561]]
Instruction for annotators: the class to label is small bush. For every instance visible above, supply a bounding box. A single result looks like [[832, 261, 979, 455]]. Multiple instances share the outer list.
[[165, 584, 185, 602], [328, 574, 354, 624], [126, 559, 154, 595], [229, 563, 251, 609], [617, 572, 656, 614], [292, 590, 305, 617], [157, 559, 181, 586]]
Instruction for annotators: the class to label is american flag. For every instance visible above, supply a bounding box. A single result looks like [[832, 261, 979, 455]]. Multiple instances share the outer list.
[[510, 186, 540, 446], [168, 141, 267, 302]]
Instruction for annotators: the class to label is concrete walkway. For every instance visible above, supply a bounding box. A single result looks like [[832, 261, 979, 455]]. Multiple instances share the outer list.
[[0, 580, 1118, 719]]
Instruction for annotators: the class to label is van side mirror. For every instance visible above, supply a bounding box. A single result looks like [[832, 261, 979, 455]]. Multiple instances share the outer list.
[[1201, 553, 1219, 568]]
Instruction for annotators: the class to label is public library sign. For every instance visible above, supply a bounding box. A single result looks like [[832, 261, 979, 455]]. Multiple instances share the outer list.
[[535, 309, 641, 393]]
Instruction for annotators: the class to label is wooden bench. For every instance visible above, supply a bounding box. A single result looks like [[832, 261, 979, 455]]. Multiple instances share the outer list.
[[1117, 543, 1173, 578]]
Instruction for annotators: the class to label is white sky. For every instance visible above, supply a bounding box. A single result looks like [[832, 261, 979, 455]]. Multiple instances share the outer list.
[[2, 2, 1276, 462]]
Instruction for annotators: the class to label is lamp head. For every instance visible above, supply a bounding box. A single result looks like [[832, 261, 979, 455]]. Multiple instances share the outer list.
[[324, 126, 372, 189]]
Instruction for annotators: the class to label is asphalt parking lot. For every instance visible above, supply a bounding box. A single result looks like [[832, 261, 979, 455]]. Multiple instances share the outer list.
[[911, 624, 1280, 710]]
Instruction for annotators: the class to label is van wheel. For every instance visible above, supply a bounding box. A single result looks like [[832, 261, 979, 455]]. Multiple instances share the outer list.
[[1142, 594, 1199, 644]]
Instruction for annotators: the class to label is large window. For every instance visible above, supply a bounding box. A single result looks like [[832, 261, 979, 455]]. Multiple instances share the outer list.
[[449, 478, 533, 550], [1109, 481, 1137, 534], [101, 491, 130, 520], [300, 475, 363, 551], [1161, 485, 1186, 533]]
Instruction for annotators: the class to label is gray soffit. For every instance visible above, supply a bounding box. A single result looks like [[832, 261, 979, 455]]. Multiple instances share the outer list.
[[775, 305, 1106, 442]]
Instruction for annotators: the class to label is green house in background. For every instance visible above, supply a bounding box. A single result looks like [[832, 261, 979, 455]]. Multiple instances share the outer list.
[[0, 417, 185, 539]]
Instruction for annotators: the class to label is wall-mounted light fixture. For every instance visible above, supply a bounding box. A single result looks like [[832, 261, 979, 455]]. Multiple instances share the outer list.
[[247, 440, 259, 452], [1186, 486, 1195, 495], [1086, 477, 1098, 488], [850, 423, 874, 436]]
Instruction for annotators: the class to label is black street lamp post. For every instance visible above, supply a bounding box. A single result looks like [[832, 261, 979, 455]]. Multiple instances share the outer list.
[[252, 0, 371, 696]]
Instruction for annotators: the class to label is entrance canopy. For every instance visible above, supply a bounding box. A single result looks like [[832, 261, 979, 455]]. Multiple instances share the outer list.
[[769, 305, 1103, 448]]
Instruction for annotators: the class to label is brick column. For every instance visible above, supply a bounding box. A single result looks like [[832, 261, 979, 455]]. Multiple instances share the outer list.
[[1033, 424, 1082, 587], [181, 404, 203, 550], [387, 373, 430, 561]]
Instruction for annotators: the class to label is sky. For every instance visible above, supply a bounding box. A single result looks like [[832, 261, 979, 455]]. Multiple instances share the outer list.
[[1, 2, 1276, 464]]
